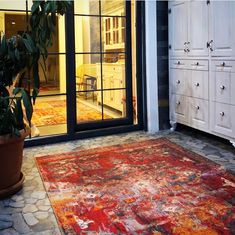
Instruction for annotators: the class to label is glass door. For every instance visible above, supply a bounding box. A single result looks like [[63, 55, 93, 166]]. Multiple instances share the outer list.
[[73, 0, 133, 131]]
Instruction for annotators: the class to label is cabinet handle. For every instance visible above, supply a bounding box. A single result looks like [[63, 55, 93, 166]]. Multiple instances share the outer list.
[[184, 42, 188, 53], [221, 62, 226, 67], [220, 85, 225, 90], [195, 105, 200, 110], [177, 61, 180, 65], [195, 62, 199, 66], [195, 82, 200, 87], [207, 40, 213, 51], [220, 112, 225, 116], [176, 80, 180, 84], [176, 101, 181, 105]]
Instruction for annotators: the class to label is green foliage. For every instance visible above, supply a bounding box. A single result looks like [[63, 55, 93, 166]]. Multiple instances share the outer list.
[[0, 0, 71, 136]]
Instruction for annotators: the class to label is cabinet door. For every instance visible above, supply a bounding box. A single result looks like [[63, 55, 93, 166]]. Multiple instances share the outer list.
[[210, 1, 235, 57], [188, 1, 209, 56], [170, 68, 189, 96], [190, 70, 209, 100], [189, 98, 209, 131], [211, 61, 235, 105], [169, 1, 188, 57], [170, 94, 189, 124], [210, 102, 235, 138]]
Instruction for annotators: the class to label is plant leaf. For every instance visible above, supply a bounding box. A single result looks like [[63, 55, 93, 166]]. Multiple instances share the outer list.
[[21, 89, 33, 123]]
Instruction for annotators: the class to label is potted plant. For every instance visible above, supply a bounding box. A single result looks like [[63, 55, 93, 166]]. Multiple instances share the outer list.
[[0, 0, 71, 198]]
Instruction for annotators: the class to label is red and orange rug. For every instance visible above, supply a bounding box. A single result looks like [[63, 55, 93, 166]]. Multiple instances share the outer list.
[[36, 138, 235, 234], [32, 99, 111, 126]]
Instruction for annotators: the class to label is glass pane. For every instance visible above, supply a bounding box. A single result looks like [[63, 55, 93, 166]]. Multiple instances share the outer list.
[[77, 91, 103, 123], [38, 54, 66, 95], [101, 0, 125, 16], [74, 0, 99, 15], [75, 54, 101, 92], [102, 89, 126, 119], [31, 95, 67, 137], [102, 17, 125, 52], [131, 0, 137, 124], [48, 15, 66, 54], [75, 16, 100, 53], [102, 53, 125, 89], [0, 0, 32, 11], [3, 13, 26, 38]]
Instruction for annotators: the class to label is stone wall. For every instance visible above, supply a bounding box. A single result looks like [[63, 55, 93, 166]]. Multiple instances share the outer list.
[[157, 1, 169, 130]]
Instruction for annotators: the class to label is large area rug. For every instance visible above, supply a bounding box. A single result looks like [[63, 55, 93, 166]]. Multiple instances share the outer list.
[[32, 99, 111, 126], [36, 138, 235, 234]]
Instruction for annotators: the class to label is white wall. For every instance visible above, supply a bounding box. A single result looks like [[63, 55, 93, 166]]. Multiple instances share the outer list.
[[145, 0, 159, 133]]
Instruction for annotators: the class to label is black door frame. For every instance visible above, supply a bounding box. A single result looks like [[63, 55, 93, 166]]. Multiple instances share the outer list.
[[25, 0, 147, 147]]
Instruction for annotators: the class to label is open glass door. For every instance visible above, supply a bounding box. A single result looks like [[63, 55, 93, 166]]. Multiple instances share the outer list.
[[74, 0, 134, 131]]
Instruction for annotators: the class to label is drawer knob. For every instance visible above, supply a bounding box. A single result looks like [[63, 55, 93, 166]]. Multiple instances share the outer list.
[[195, 105, 200, 110], [220, 85, 225, 90], [176, 101, 181, 105], [221, 62, 226, 67], [177, 61, 180, 65], [176, 80, 180, 84], [220, 112, 225, 116], [195, 82, 200, 87], [196, 62, 199, 66]]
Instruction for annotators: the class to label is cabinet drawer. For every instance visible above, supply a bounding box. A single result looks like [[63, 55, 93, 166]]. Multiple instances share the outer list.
[[189, 98, 209, 131], [211, 71, 235, 105], [170, 68, 188, 95], [190, 70, 208, 99], [210, 102, 235, 138], [189, 60, 208, 71], [170, 95, 188, 124], [170, 60, 189, 69], [211, 60, 235, 73]]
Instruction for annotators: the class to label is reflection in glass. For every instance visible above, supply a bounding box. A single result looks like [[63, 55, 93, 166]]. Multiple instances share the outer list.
[[2, 13, 26, 38], [101, 53, 125, 89], [74, 0, 99, 16], [75, 54, 101, 92], [77, 91, 103, 123], [101, 0, 125, 16], [38, 54, 66, 95], [31, 95, 67, 137], [75, 16, 100, 53], [1, 11, 65, 53], [102, 89, 126, 119], [102, 16, 125, 52]]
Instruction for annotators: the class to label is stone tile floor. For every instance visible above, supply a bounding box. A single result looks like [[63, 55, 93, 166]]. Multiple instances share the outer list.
[[0, 130, 234, 234]]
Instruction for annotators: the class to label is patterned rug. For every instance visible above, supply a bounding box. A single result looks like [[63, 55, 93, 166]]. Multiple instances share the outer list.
[[36, 138, 235, 234], [32, 99, 111, 126]]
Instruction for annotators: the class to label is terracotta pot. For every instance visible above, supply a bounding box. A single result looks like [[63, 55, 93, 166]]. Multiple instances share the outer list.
[[0, 128, 30, 198]]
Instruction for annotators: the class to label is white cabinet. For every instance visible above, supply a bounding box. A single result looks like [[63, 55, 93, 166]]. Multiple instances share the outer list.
[[97, 63, 125, 113], [210, 102, 235, 138], [210, 1, 235, 57], [211, 60, 235, 105], [169, 1, 209, 57], [189, 97, 209, 131], [170, 95, 188, 125], [188, 1, 209, 56], [169, 1, 188, 57], [169, 1, 235, 144], [103, 16, 125, 51], [169, 58, 209, 131]]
